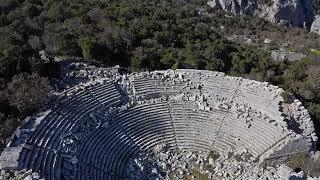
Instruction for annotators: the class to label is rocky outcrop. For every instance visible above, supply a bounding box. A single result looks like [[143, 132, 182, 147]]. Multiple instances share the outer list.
[[208, 0, 314, 28], [207, 0, 258, 15]]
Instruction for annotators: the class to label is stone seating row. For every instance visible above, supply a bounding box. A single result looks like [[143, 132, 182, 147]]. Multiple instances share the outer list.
[[112, 100, 288, 158], [114, 102, 177, 152], [19, 82, 122, 179], [219, 111, 286, 157], [61, 100, 305, 179], [27, 92, 98, 144], [131, 77, 185, 98], [169, 101, 222, 152], [176, 69, 283, 111], [28, 81, 121, 147], [201, 77, 242, 96], [29, 96, 100, 148], [75, 124, 140, 180], [168, 99, 287, 157], [131, 77, 163, 95], [170, 101, 236, 154], [233, 86, 283, 119], [86, 82, 121, 105], [202, 79, 282, 114], [18, 146, 60, 180]]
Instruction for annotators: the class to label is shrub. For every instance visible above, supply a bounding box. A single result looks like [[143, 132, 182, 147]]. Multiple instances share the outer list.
[[7, 73, 51, 115], [287, 152, 320, 177], [281, 91, 294, 104], [287, 152, 308, 170], [79, 37, 96, 59], [208, 150, 220, 161]]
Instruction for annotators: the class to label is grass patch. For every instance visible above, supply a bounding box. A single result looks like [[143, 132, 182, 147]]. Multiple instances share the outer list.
[[185, 169, 209, 180], [287, 152, 308, 170], [310, 49, 320, 56], [286, 152, 320, 177]]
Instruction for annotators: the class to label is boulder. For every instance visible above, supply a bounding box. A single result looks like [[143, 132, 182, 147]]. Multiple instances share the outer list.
[[209, 158, 214, 165], [277, 164, 292, 179]]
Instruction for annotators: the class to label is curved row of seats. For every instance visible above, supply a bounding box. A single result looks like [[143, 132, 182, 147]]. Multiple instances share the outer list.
[[233, 83, 283, 120], [71, 99, 288, 179], [201, 76, 242, 99], [169, 100, 286, 157], [114, 102, 177, 152], [178, 69, 284, 120], [18, 146, 61, 179], [217, 110, 286, 157], [131, 76, 185, 99], [169, 100, 223, 152], [75, 124, 141, 180], [17, 82, 122, 180], [12, 70, 300, 179], [86, 82, 121, 106], [19, 93, 100, 179], [72, 101, 178, 179]]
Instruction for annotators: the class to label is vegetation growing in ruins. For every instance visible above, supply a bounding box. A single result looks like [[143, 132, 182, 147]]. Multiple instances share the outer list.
[[208, 150, 220, 161], [287, 152, 309, 170], [287, 152, 320, 177], [0, 0, 320, 154], [0, 73, 51, 149], [281, 92, 294, 104], [186, 169, 208, 180]]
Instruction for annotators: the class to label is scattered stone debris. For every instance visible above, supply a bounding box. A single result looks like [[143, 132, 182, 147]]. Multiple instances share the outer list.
[[0, 169, 41, 180], [264, 38, 272, 44], [126, 145, 313, 180]]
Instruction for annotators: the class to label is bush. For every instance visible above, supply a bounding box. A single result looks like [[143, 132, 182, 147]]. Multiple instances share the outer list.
[[208, 150, 220, 161], [287, 152, 320, 177], [281, 91, 294, 104], [287, 152, 308, 170], [79, 37, 96, 59], [7, 73, 51, 115]]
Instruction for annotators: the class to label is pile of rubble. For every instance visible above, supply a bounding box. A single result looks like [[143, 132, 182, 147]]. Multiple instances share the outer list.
[[0, 170, 41, 180], [126, 144, 317, 180]]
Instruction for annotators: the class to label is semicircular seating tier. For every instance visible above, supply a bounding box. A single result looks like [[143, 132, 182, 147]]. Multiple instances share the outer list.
[[0, 68, 317, 180]]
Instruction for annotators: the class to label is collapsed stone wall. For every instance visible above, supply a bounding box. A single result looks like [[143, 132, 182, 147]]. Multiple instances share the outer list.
[[0, 63, 318, 179]]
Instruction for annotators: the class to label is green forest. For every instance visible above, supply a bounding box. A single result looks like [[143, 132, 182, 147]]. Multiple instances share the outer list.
[[0, 0, 320, 152]]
